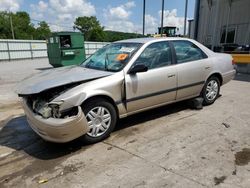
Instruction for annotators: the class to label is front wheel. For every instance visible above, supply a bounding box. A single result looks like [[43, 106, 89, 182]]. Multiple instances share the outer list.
[[202, 77, 220, 105], [81, 99, 117, 144]]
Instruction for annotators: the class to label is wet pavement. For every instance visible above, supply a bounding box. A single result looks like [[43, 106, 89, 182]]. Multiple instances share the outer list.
[[0, 59, 250, 187]]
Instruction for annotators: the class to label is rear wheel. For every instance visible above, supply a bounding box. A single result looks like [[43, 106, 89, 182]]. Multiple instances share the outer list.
[[81, 99, 117, 144], [202, 76, 220, 105]]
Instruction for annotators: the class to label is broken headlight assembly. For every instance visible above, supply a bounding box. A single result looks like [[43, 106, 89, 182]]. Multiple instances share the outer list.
[[48, 101, 64, 118], [31, 99, 63, 119], [26, 84, 84, 119], [48, 101, 79, 119]]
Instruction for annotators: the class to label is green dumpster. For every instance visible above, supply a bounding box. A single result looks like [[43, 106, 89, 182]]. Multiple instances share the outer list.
[[47, 32, 86, 67]]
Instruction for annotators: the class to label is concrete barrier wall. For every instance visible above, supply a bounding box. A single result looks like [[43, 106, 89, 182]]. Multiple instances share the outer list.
[[0, 39, 109, 61]]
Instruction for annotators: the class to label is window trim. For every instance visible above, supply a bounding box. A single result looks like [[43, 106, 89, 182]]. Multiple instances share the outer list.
[[170, 40, 208, 64]]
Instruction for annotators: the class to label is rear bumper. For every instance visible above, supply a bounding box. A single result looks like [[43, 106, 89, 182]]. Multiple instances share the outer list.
[[22, 100, 89, 143], [222, 69, 236, 85]]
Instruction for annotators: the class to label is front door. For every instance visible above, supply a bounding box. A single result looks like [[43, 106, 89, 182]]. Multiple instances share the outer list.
[[125, 41, 177, 113]]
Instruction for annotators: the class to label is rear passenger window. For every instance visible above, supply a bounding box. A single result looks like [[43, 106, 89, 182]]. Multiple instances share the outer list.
[[172, 41, 207, 64]]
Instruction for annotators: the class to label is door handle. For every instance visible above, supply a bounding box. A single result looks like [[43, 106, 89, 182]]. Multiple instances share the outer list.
[[168, 74, 176, 78]]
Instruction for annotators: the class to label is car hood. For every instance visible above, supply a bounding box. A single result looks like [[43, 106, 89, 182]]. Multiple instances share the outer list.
[[16, 66, 113, 95]]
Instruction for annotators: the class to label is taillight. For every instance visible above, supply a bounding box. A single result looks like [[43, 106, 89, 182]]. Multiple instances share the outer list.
[[232, 59, 235, 65]]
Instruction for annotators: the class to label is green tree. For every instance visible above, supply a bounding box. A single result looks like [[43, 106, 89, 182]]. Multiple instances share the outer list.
[[35, 21, 51, 40], [0, 11, 11, 39], [12, 11, 35, 39], [103, 31, 143, 42], [0, 11, 51, 40], [74, 16, 105, 41], [88, 27, 106, 41]]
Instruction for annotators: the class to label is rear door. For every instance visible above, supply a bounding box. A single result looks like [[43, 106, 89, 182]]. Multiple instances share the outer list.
[[171, 40, 211, 100], [125, 41, 177, 113]]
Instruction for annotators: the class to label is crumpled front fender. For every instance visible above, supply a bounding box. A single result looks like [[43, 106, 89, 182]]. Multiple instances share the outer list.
[[51, 92, 87, 112]]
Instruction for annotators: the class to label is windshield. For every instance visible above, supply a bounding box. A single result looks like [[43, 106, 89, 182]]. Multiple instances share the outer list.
[[81, 42, 142, 72]]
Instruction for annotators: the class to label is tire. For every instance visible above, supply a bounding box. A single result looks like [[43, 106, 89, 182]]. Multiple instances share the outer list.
[[202, 76, 220, 105], [81, 98, 117, 144]]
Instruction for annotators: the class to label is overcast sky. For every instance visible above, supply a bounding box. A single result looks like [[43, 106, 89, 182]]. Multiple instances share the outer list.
[[0, 0, 195, 34]]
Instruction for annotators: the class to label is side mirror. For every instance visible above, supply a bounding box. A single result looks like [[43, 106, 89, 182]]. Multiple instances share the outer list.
[[128, 64, 148, 74]]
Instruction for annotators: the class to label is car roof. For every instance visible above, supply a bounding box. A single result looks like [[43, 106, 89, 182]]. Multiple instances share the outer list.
[[114, 37, 192, 44], [114, 37, 214, 57]]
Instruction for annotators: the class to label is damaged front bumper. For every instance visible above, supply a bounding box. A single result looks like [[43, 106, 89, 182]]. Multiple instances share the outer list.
[[22, 99, 89, 143]]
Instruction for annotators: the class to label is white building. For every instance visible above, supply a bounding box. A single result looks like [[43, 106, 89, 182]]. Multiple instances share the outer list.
[[192, 0, 250, 50]]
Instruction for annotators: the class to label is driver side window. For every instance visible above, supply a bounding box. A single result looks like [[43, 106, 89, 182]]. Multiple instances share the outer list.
[[134, 41, 172, 69]]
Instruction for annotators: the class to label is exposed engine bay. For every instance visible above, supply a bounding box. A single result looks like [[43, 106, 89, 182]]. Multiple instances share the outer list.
[[23, 83, 79, 119]]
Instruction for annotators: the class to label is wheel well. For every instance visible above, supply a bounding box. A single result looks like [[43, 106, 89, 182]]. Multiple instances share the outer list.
[[81, 95, 119, 117], [208, 73, 223, 85]]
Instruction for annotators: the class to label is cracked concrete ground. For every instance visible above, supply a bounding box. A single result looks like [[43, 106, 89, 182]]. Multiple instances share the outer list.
[[0, 59, 250, 188]]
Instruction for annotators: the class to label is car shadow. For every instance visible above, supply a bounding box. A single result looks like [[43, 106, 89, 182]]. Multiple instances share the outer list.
[[234, 73, 250, 82], [115, 100, 190, 131], [0, 116, 90, 160], [36, 67, 53, 71], [0, 100, 192, 160]]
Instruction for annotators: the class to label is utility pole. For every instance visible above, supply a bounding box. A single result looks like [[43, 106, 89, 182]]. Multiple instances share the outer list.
[[9, 12, 15, 39], [142, 0, 146, 35], [184, 0, 188, 36], [194, 0, 201, 40], [160, 0, 164, 37]]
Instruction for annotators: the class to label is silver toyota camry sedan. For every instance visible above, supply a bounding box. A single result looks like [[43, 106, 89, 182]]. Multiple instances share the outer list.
[[17, 38, 236, 143]]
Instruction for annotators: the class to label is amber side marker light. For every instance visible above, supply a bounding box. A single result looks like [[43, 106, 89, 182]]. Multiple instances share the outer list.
[[232, 59, 235, 65]]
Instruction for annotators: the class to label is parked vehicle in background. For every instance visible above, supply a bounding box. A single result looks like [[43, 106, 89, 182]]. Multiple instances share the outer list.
[[16, 38, 236, 144]]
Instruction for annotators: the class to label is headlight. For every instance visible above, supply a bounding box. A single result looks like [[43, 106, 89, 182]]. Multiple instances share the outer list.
[[48, 101, 78, 118], [48, 101, 64, 118]]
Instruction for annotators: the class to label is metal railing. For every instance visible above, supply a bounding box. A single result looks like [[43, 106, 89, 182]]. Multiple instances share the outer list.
[[0, 39, 110, 61], [84, 41, 109, 58], [0, 39, 47, 61]]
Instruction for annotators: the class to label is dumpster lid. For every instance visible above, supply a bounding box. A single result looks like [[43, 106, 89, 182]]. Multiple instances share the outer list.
[[51, 31, 83, 36]]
